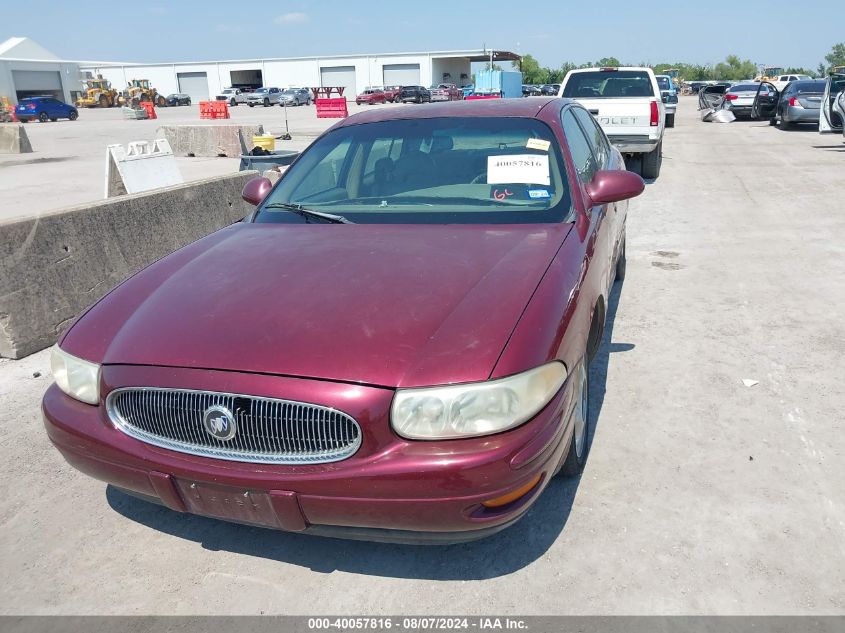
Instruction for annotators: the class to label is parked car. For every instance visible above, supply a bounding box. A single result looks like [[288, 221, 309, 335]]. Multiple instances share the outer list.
[[819, 72, 845, 135], [771, 79, 828, 128], [246, 87, 283, 107], [560, 67, 665, 178], [654, 75, 678, 128], [399, 85, 431, 103], [42, 97, 644, 544], [355, 88, 386, 105], [541, 84, 560, 96], [697, 83, 731, 110], [773, 73, 812, 92], [15, 96, 78, 122], [720, 83, 772, 119], [165, 93, 192, 106], [429, 85, 450, 102], [279, 88, 311, 106], [215, 88, 246, 106], [522, 84, 543, 96], [381, 86, 401, 102], [437, 83, 460, 100]]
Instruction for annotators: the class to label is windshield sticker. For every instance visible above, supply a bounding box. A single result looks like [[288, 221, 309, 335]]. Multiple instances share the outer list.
[[527, 189, 551, 199], [487, 154, 550, 186], [491, 188, 514, 200], [526, 138, 551, 151]]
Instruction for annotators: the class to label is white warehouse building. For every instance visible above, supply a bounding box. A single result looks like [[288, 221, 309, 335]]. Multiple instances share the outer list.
[[80, 49, 519, 102]]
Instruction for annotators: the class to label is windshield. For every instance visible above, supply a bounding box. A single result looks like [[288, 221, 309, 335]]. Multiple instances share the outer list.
[[283, 89, 297, 95], [562, 71, 655, 98], [656, 76, 671, 90], [254, 88, 268, 93], [254, 117, 571, 225], [222, 89, 235, 93]]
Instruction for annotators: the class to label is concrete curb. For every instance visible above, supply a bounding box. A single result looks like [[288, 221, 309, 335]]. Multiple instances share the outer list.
[[0, 171, 258, 359], [0, 123, 33, 154], [156, 124, 265, 157]]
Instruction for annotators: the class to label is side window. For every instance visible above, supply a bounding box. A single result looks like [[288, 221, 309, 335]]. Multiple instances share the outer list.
[[561, 109, 598, 184], [291, 137, 353, 200], [572, 107, 610, 169]]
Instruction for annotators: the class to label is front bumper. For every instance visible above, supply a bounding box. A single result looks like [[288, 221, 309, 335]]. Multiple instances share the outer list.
[[43, 365, 578, 543]]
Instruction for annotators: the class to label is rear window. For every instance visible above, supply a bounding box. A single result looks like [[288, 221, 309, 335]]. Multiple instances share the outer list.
[[255, 117, 571, 225], [789, 81, 826, 93], [656, 77, 670, 90], [729, 84, 762, 92], [563, 71, 655, 98]]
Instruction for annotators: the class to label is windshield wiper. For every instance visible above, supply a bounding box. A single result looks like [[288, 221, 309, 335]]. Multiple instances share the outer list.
[[262, 202, 353, 224]]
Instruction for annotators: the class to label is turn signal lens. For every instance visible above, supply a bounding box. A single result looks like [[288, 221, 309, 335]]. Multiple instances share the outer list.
[[482, 473, 543, 508]]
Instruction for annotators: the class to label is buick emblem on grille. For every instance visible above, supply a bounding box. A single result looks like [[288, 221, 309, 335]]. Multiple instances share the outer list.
[[202, 405, 237, 441]]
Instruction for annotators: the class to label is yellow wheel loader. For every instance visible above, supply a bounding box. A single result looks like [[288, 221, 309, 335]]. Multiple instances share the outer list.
[[75, 78, 119, 108]]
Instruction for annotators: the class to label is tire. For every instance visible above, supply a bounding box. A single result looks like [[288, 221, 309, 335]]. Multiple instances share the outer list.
[[98, 95, 108, 108], [769, 116, 777, 126], [665, 113, 675, 128], [68, 110, 78, 121], [263, 98, 270, 107], [157, 96, 165, 107], [559, 358, 590, 477], [615, 233, 626, 282], [778, 114, 792, 130], [416, 96, 422, 104], [626, 154, 643, 176], [186, 99, 191, 106], [38, 111, 48, 122], [640, 142, 662, 179], [249, 103, 254, 107], [230, 98, 236, 106]]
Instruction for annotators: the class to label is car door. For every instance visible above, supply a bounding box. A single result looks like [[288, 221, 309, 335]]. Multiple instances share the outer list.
[[561, 107, 612, 292], [820, 73, 845, 133], [752, 82, 780, 120], [572, 106, 622, 288]]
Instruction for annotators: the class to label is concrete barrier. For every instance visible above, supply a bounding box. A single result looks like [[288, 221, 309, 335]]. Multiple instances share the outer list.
[[0, 124, 33, 154], [156, 124, 265, 157], [0, 171, 258, 359]]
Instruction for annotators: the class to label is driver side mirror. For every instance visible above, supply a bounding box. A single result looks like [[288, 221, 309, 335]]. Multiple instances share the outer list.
[[242, 176, 273, 206], [585, 170, 645, 206]]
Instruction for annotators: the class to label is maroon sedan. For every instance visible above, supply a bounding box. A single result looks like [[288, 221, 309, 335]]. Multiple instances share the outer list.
[[355, 88, 386, 105], [43, 98, 643, 543]]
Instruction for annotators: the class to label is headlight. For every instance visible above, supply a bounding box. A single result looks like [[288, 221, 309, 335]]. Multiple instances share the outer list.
[[391, 362, 566, 440], [50, 345, 101, 405]]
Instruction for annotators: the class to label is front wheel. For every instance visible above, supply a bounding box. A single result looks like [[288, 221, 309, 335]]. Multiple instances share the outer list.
[[68, 110, 78, 121], [38, 111, 48, 122], [263, 98, 270, 107], [98, 95, 108, 108], [640, 142, 662, 179], [665, 113, 675, 128], [559, 359, 590, 477], [248, 103, 254, 107]]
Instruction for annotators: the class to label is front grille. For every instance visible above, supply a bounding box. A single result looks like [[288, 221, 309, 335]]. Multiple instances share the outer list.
[[106, 388, 362, 464]]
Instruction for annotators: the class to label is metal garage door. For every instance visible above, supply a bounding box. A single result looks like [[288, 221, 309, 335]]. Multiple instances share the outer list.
[[382, 64, 420, 87], [177, 72, 209, 101], [320, 66, 356, 100], [12, 70, 63, 100]]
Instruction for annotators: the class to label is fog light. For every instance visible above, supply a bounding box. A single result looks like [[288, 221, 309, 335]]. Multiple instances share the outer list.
[[481, 473, 542, 508]]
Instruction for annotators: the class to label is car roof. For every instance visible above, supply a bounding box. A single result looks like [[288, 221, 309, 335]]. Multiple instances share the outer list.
[[336, 97, 566, 127]]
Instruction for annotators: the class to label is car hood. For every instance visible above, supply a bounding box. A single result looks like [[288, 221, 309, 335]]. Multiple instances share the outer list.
[[63, 223, 570, 388]]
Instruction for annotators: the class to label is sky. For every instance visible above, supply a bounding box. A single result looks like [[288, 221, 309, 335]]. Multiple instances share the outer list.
[[2, 0, 841, 70]]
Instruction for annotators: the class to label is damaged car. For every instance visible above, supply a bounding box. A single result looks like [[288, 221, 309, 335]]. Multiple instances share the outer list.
[[42, 98, 645, 544]]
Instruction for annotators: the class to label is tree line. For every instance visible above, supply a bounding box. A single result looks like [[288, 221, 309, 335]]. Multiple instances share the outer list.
[[516, 43, 845, 83]]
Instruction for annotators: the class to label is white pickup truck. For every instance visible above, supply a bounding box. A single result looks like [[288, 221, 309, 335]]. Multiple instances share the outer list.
[[558, 67, 665, 178], [215, 87, 247, 106]]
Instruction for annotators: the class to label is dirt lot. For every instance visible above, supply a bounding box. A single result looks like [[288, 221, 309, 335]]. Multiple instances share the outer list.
[[1, 99, 844, 615]]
